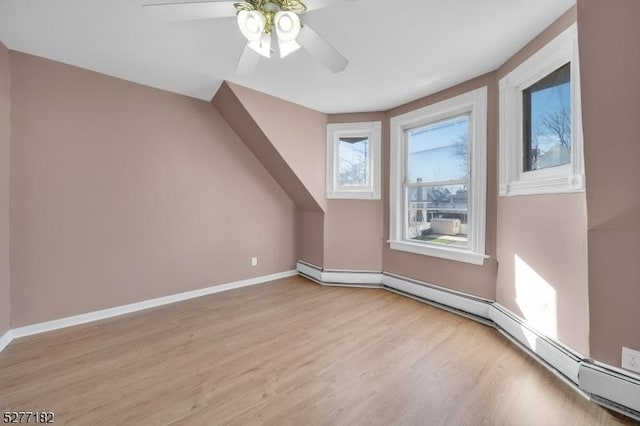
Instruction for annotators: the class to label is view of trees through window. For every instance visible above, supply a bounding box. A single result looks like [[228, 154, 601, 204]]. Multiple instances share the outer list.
[[337, 137, 369, 186], [405, 115, 470, 248], [523, 63, 572, 171]]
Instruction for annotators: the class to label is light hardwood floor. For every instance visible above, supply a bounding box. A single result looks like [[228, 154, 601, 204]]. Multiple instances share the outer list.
[[0, 276, 635, 425]]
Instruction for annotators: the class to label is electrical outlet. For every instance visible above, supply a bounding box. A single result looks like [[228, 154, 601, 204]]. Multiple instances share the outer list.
[[622, 347, 640, 373], [251, 257, 258, 267]]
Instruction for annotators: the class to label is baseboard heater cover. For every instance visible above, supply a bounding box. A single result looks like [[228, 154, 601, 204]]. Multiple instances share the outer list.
[[579, 363, 640, 417], [489, 304, 582, 385], [296, 260, 382, 287], [2, 263, 638, 422], [296, 261, 640, 421], [383, 285, 493, 327], [382, 272, 493, 320]]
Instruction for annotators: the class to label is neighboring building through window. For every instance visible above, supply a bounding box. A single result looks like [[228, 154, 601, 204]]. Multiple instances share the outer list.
[[327, 121, 381, 199], [389, 87, 488, 265], [499, 23, 584, 196]]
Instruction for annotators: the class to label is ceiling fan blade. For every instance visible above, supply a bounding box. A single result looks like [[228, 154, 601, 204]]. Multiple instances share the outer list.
[[235, 42, 262, 75], [297, 24, 348, 73], [304, 0, 356, 12], [143, 1, 237, 21]]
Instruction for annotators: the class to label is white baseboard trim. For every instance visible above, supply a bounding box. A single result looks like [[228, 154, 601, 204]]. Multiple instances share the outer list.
[[4, 269, 297, 345], [2, 262, 638, 421], [296, 261, 382, 287], [296, 262, 640, 421], [0, 329, 13, 352]]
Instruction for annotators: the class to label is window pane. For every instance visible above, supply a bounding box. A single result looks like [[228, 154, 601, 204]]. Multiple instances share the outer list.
[[523, 63, 571, 171], [407, 184, 468, 248], [407, 116, 469, 184], [338, 137, 369, 186]]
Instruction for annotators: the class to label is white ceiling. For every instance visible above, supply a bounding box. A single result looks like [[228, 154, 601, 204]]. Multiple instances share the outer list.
[[0, 0, 575, 113]]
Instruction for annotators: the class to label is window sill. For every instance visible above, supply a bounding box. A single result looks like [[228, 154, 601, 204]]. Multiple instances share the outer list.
[[326, 191, 381, 200], [388, 240, 487, 266], [499, 173, 584, 197]]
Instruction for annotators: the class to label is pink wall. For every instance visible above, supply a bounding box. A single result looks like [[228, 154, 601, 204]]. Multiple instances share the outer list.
[[296, 210, 324, 268], [494, 7, 590, 355], [383, 74, 498, 300], [212, 82, 326, 267], [9, 52, 298, 326], [578, 0, 640, 366], [0, 42, 10, 336], [325, 113, 384, 271], [496, 195, 589, 354], [3, 1, 628, 372], [212, 83, 323, 212], [324, 200, 382, 271], [223, 82, 327, 212]]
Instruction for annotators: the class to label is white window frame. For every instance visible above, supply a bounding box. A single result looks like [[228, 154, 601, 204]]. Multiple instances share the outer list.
[[499, 23, 584, 197], [326, 121, 381, 200], [389, 87, 488, 266]]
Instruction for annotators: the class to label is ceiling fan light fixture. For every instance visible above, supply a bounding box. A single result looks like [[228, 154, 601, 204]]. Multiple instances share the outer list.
[[237, 10, 266, 42], [248, 31, 272, 58], [274, 11, 301, 42], [274, 11, 301, 57], [278, 40, 301, 58], [146, 0, 348, 73]]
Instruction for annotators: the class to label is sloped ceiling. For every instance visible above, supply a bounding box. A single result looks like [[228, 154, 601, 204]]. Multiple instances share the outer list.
[[212, 82, 326, 212]]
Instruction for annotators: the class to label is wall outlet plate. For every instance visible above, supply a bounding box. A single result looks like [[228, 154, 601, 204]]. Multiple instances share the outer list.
[[622, 347, 640, 373], [251, 257, 258, 267]]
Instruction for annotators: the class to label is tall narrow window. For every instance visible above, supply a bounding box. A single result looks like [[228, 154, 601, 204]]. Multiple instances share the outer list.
[[338, 136, 370, 187], [327, 121, 381, 199], [523, 63, 571, 172], [499, 23, 583, 196], [406, 115, 470, 248], [390, 87, 487, 265]]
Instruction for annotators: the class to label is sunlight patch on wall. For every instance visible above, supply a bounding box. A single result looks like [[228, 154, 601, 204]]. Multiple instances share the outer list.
[[514, 254, 558, 343]]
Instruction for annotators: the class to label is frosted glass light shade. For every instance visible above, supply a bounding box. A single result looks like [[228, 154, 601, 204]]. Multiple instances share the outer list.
[[274, 11, 301, 42], [275, 11, 301, 58], [237, 10, 266, 42], [278, 40, 301, 58], [248, 32, 271, 58]]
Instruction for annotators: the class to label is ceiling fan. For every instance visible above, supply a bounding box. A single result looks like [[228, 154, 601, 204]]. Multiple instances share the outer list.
[[143, 0, 352, 75]]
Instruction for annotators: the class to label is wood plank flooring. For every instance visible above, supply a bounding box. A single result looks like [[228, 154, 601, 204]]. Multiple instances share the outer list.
[[0, 276, 635, 425]]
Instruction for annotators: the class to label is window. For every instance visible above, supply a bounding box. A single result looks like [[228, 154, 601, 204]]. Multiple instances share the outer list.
[[523, 63, 571, 172], [499, 23, 584, 196], [407, 116, 470, 248], [327, 121, 381, 199], [338, 136, 370, 186], [390, 87, 488, 265]]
